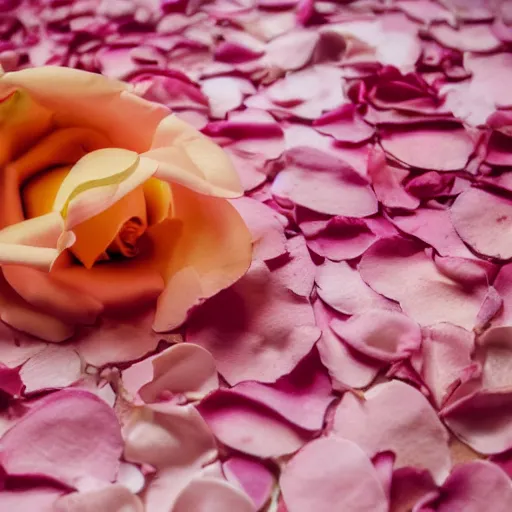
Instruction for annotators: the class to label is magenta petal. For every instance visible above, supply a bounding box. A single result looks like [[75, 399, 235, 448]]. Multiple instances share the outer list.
[[389, 468, 437, 512], [0, 363, 23, 396], [441, 389, 512, 454], [271, 147, 378, 217], [223, 456, 275, 510], [359, 237, 488, 329], [330, 309, 421, 362], [316, 260, 399, 316], [0, 389, 123, 487], [368, 146, 419, 210], [174, 477, 256, 512], [188, 262, 320, 384], [198, 389, 309, 458], [333, 380, 451, 483], [381, 125, 474, 171], [451, 187, 512, 260], [433, 461, 512, 512], [233, 350, 334, 431], [280, 436, 388, 512]]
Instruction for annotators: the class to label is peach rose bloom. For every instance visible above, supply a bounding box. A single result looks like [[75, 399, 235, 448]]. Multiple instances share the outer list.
[[0, 66, 252, 342]]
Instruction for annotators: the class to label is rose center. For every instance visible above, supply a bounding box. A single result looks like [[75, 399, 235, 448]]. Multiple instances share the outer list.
[[104, 217, 146, 259]]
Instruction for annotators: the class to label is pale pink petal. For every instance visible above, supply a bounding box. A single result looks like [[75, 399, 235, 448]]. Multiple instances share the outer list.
[[271, 147, 378, 217], [188, 261, 320, 384], [316, 260, 399, 316], [230, 197, 287, 262], [53, 485, 143, 512], [122, 343, 218, 403], [0, 488, 64, 512], [201, 77, 254, 119], [330, 309, 421, 362], [441, 389, 512, 454], [333, 380, 451, 483], [429, 23, 501, 52], [0, 389, 123, 487], [271, 235, 316, 297], [223, 456, 275, 510], [20, 345, 82, 394], [0, 337, 46, 368], [280, 436, 388, 512], [420, 324, 475, 408], [313, 104, 375, 144], [198, 389, 309, 457], [381, 125, 474, 171], [233, 350, 334, 431], [451, 187, 512, 260], [493, 264, 512, 325], [359, 237, 488, 330], [116, 462, 145, 494], [76, 311, 173, 367], [368, 146, 420, 210], [431, 461, 512, 512], [314, 299, 381, 390], [262, 29, 318, 71], [174, 477, 256, 512], [306, 217, 377, 261], [477, 326, 512, 390]]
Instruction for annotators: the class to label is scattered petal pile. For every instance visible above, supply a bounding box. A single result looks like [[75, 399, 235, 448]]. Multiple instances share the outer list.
[[2, 0, 512, 510]]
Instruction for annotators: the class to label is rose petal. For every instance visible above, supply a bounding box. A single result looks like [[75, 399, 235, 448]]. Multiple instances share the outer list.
[[122, 343, 218, 403], [389, 467, 437, 512], [0, 488, 64, 512], [451, 187, 512, 260], [381, 124, 474, 171], [0, 389, 123, 486], [198, 389, 309, 458], [333, 380, 451, 483], [223, 456, 275, 510], [429, 23, 501, 52], [280, 436, 388, 512], [271, 147, 378, 217], [20, 344, 82, 393], [359, 237, 488, 330], [330, 309, 421, 362], [188, 261, 320, 384], [0, 363, 23, 396]]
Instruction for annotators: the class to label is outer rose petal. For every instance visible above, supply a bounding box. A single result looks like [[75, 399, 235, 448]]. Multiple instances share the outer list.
[[152, 184, 252, 332], [0, 67, 169, 152], [145, 115, 244, 198]]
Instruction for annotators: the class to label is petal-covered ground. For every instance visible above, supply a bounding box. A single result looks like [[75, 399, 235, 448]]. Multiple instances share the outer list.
[[2, 0, 512, 510]]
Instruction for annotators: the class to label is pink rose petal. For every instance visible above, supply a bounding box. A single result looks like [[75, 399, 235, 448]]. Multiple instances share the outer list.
[[359, 237, 488, 330], [306, 217, 377, 261], [0, 488, 64, 512], [381, 124, 474, 171], [198, 389, 309, 458], [330, 309, 421, 363], [451, 187, 512, 260], [223, 456, 275, 510], [420, 324, 475, 408], [0, 389, 123, 487], [427, 461, 512, 512], [0, 363, 23, 396], [280, 436, 388, 512], [368, 146, 420, 210], [477, 326, 512, 390], [188, 261, 320, 384], [174, 477, 256, 512], [389, 468, 438, 512], [121, 343, 218, 403], [493, 264, 512, 325], [316, 260, 399, 316], [333, 380, 451, 483], [314, 300, 381, 390], [271, 147, 378, 217], [429, 23, 502, 52], [20, 345, 82, 394]]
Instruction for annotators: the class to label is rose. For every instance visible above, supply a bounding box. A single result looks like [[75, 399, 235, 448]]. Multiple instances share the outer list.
[[0, 66, 252, 342]]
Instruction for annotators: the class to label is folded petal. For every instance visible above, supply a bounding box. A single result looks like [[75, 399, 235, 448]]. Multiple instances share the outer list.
[[145, 114, 244, 198]]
